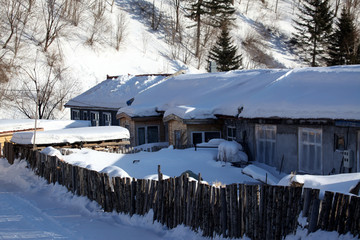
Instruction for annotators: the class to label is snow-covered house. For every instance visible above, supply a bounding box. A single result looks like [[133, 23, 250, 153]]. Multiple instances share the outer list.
[[116, 65, 360, 175], [65, 74, 172, 126]]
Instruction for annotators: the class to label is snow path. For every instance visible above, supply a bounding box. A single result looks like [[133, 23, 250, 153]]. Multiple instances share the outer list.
[[0, 159, 216, 240]]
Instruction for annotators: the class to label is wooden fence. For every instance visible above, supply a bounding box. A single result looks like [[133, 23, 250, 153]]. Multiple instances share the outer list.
[[3, 142, 360, 239]]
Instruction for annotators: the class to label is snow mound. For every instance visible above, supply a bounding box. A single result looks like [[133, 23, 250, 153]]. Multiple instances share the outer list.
[[40, 147, 64, 160], [100, 166, 131, 179], [242, 165, 279, 185], [217, 141, 247, 163]]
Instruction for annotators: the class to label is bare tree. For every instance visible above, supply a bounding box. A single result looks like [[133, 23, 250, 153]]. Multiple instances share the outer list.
[[151, 0, 163, 31], [87, 0, 108, 45], [15, 51, 77, 119], [114, 11, 127, 51], [63, 0, 84, 26], [1, 0, 34, 57], [41, 0, 67, 52]]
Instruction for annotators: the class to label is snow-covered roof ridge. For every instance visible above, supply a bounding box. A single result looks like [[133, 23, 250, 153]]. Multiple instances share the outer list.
[[118, 65, 360, 121]]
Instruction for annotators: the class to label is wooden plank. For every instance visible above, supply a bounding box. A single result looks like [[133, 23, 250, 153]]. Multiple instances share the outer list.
[[319, 191, 334, 230], [220, 186, 227, 237]]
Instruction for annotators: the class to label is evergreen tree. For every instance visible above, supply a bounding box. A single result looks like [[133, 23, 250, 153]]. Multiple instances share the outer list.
[[185, 0, 212, 58], [185, 0, 235, 58], [208, 24, 242, 72], [207, 0, 236, 27], [327, 7, 360, 66], [292, 0, 333, 67]]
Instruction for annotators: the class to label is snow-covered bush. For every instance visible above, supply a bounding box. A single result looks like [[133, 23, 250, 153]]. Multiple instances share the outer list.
[[217, 141, 248, 163]]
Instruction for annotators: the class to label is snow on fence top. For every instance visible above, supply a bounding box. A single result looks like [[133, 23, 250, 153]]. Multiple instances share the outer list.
[[118, 65, 360, 121], [11, 126, 130, 145], [0, 119, 91, 132]]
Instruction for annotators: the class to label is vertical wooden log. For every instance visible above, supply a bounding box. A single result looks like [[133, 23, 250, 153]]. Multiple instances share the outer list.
[[265, 185, 273, 240], [302, 188, 312, 217], [337, 194, 350, 234], [346, 196, 357, 235], [308, 198, 320, 233], [319, 191, 334, 230], [220, 186, 227, 237], [130, 178, 137, 216]]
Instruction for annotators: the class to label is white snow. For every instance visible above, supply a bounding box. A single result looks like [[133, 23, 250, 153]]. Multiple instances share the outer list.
[[61, 147, 257, 186], [65, 74, 172, 109], [0, 158, 219, 240], [11, 126, 129, 145], [278, 173, 360, 198], [242, 165, 279, 185], [217, 141, 247, 163], [0, 119, 91, 132], [118, 65, 360, 121]]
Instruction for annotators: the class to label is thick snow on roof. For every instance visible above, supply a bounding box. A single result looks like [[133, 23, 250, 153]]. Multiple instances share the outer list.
[[65, 74, 171, 110], [118, 65, 360, 120], [0, 119, 91, 132], [11, 126, 129, 145], [119, 69, 287, 118], [241, 65, 360, 119]]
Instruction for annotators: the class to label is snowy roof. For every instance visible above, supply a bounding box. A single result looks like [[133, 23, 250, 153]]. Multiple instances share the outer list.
[[11, 126, 130, 145], [65, 74, 171, 110], [117, 65, 360, 121], [0, 119, 91, 133]]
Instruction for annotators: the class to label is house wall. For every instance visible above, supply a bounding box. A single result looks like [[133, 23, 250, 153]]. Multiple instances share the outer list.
[[167, 119, 188, 147], [70, 108, 119, 126], [226, 119, 360, 175], [167, 119, 223, 147], [119, 116, 165, 146], [119, 116, 136, 147]]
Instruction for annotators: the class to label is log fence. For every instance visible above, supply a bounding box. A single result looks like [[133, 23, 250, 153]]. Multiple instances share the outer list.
[[3, 142, 360, 239]]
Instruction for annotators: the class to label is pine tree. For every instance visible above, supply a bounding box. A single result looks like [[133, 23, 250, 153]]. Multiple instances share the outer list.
[[207, 0, 236, 28], [208, 24, 242, 72], [327, 7, 360, 66], [292, 0, 333, 67], [185, 0, 212, 58]]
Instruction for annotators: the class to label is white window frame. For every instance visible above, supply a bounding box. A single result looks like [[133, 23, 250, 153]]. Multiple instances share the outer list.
[[90, 111, 99, 126], [191, 131, 221, 145], [227, 126, 236, 141], [103, 112, 112, 126], [298, 127, 323, 174], [137, 125, 160, 145], [72, 109, 80, 120], [255, 124, 276, 166]]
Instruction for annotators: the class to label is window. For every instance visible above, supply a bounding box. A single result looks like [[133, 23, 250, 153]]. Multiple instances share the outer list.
[[191, 131, 221, 146], [103, 112, 112, 126], [255, 124, 276, 166], [299, 128, 322, 174], [72, 109, 80, 120], [90, 111, 99, 126], [137, 126, 159, 145], [227, 126, 236, 141], [83, 111, 89, 121], [334, 134, 345, 151]]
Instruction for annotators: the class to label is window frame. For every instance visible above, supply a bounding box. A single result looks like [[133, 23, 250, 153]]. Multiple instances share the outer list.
[[72, 109, 80, 120], [227, 126, 236, 141], [136, 125, 160, 145], [103, 112, 112, 126], [90, 111, 99, 126], [191, 131, 221, 146], [255, 124, 277, 166], [298, 127, 323, 174]]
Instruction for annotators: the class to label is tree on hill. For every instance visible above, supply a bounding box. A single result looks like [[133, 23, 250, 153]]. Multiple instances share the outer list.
[[327, 7, 360, 66], [292, 0, 333, 67], [208, 23, 242, 72]]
